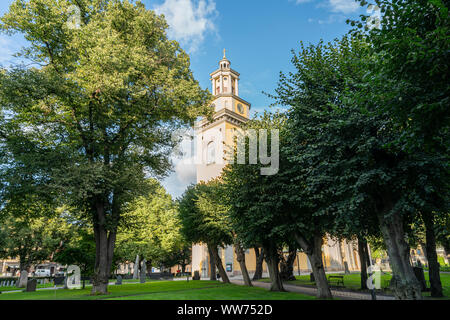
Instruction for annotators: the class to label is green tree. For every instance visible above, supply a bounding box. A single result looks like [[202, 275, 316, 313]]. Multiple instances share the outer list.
[[349, 1, 450, 297], [53, 227, 96, 288], [272, 35, 449, 299], [0, 204, 74, 271], [115, 179, 185, 273], [350, 0, 449, 153], [0, 0, 210, 294], [178, 180, 233, 283], [222, 112, 296, 293]]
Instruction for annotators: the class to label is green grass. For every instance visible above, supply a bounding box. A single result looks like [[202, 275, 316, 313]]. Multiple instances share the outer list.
[[0, 280, 315, 300], [260, 272, 450, 299], [108, 283, 315, 300], [0, 283, 61, 292]]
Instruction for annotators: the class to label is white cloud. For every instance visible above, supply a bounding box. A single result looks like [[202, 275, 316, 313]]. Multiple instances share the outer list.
[[318, 14, 346, 24], [327, 0, 359, 14], [0, 36, 16, 66], [154, 0, 218, 53], [174, 156, 197, 183], [293, 0, 360, 14]]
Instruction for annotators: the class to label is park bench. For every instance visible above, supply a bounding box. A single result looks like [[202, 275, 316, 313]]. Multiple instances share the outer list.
[[327, 275, 344, 286]]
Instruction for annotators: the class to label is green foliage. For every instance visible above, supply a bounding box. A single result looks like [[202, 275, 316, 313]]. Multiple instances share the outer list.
[[272, 34, 449, 242], [270, 36, 378, 241], [222, 111, 292, 251], [115, 178, 188, 268], [0, 0, 212, 287], [178, 179, 233, 248], [0, 0, 211, 220], [350, 0, 450, 153], [53, 227, 96, 276], [0, 205, 74, 269]]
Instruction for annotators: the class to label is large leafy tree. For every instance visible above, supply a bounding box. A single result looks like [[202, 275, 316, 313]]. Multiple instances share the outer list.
[[222, 112, 298, 293], [0, 0, 210, 294], [349, 0, 450, 297], [350, 0, 449, 153], [178, 180, 233, 283], [273, 35, 449, 299]]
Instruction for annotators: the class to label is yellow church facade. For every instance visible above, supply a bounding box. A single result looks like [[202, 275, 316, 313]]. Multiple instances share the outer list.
[[191, 51, 366, 279]]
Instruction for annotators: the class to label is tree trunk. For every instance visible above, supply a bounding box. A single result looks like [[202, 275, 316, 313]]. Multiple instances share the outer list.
[[377, 208, 422, 300], [252, 247, 264, 280], [263, 244, 284, 292], [19, 259, 30, 274], [294, 232, 332, 299], [422, 211, 443, 297], [358, 236, 368, 290], [207, 245, 217, 281], [235, 243, 252, 286], [209, 244, 230, 283], [91, 200, 117, 295], [364, 242, 372, 267], [279, 247, 297, 281], [146, 260, 152, 276]]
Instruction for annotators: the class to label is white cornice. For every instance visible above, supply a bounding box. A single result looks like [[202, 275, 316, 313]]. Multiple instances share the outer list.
[[210, 68, 240, 78], [195, 108, 249, 132], [212, 94, 252, 109]]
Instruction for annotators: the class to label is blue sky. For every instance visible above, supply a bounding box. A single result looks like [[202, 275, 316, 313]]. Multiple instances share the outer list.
[[0, 0, 368, 198]]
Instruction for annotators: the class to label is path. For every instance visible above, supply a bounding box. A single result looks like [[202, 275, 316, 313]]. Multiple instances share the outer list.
[[230, 279, 395, 300]]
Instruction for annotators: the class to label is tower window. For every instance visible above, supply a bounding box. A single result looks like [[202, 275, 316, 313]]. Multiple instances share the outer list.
[[207, 141, 215, 165]]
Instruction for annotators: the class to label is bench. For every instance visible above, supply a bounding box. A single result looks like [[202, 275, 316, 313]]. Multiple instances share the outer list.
[[327, 275, 344, 286]]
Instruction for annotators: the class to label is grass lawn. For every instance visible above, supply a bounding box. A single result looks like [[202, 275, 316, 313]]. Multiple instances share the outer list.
[[0, 283, 61, 292], [0, 280, 315, 300], [260, 271, 450, 299]]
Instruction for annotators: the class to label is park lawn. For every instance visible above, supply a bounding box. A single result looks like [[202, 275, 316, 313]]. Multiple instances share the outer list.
[[0, 278, 157, 292], [0, 280, 219, 300], [260, 272, 450, 299], [109, 283, 315, 300], [0, 280, 314, 300], [0, 283, 61, 292]]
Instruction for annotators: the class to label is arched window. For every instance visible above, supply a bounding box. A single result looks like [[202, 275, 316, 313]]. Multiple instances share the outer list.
[[207, 141, 215, 165]]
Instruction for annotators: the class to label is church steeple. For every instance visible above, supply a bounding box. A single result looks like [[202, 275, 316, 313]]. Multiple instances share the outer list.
[[207, 50, 250, 117], [210, 50, 239, 97], [219, 49, 230, 70]]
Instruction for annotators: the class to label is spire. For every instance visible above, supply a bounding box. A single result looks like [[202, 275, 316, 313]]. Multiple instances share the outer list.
[[219, 49, 230, 69]]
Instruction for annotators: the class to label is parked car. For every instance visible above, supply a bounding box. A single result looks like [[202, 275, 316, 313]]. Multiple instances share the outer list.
[[34, 269, 51, 277]]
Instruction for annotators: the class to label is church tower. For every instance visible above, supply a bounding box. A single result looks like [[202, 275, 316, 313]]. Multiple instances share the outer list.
[[192, 51, 251, 278], [196, 49, 251, 183]]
